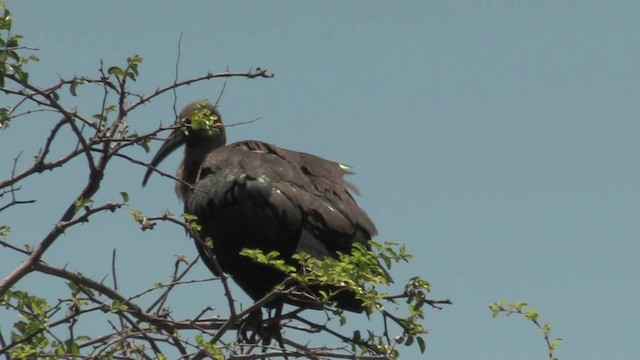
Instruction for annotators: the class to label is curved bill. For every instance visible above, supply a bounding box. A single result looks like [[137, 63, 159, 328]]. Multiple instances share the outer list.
[[142, 129, 185, 186]]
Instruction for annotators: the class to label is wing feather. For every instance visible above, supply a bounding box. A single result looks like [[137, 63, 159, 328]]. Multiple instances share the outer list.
[[184, 140, 383, 304]]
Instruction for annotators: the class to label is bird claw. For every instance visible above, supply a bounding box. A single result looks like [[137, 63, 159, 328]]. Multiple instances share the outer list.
[[237, 307, 285, 348], [237, 309, 262, 343]]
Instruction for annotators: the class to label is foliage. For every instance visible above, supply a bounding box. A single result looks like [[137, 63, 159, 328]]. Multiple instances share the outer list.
[[489, 300, 562, 360], [180, 101, 222, 136], [241, 241, 440, 358], [0, 3, 449, 359]]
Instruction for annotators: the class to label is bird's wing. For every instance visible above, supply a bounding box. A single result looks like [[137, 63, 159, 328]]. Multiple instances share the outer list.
[[262, 143, 377, 251], [186, 140, 376, 259]]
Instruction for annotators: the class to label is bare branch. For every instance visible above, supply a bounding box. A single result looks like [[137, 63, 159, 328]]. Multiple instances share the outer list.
[[127, 69, 274, 114], [0, 151, 36, 213]]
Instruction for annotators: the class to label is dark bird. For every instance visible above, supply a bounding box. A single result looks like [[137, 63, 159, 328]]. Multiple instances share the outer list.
[[143, 101, 387, 312]]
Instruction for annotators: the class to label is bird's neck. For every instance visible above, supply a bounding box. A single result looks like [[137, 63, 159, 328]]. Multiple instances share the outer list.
[[175, 136, 225, 201]]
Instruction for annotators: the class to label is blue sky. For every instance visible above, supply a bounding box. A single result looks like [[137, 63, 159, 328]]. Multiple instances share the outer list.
[[2, 1, 640, 359]]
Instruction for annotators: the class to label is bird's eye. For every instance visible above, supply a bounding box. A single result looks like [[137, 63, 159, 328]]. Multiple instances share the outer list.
[[182, 117, 192, 126]]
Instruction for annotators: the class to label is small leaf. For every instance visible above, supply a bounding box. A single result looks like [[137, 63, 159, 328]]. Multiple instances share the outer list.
[[417, 336, 426, 353], [64, 340, 80, 355], [74, 197, 94, 212], [405, 335, 414, 346], [110, 300, 127, 312], [352, 330, 361, 342], [92, 113, 107, 122], [524, 308, 539, 321], [70, 81, 78, 96], [138, 139, 150, 153], [0, 225, 10, 238], [120, 191, 129, 203], [67, 282, 79, 292], [108, 66, 125, 77]]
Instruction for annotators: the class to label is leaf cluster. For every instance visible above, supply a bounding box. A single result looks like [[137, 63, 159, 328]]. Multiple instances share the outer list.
[[241, 240, 445, 358], [489, 300, 562, 360], [180, 100, 222, 136], [0, 2, 38, 91]]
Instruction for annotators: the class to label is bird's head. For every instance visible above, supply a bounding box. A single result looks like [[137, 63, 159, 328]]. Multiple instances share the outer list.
[[142, 101, 226, 186]]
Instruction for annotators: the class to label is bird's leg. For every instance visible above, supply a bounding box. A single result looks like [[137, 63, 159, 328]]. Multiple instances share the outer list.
[[238, 308, 263, 344], [273, 304, 287, 357], [259, 303, 287, 358]]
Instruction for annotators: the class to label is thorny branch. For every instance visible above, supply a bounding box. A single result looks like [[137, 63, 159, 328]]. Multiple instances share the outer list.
[[0, 151, 35, 213]]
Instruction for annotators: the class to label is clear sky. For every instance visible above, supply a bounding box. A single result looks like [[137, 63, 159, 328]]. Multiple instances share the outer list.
[[2, 1, 640, 359]]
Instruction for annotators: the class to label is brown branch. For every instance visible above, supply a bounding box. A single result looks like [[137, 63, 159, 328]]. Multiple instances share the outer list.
[[172, 33, 183, 112], [0, 146, 87, 190], [0, 195, 35, 213], [0, 240, 30, 255], [0, 331, 8, 360], [0, 303, 104, 356], [383, 293, 452, 310], [4, 73, 95, 128], [66, 115, 98, 174], [126, 69, 274, 114], [0, 164, 107, 295], [143, 255, 203, 314], [35, 117, 68, 165], [0, 151, 36, 213], [29, 261, 230, 328], [293, 315, 369, 351], [77, 285, 160, 360]]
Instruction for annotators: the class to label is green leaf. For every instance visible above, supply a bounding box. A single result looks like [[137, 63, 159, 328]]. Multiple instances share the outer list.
[[417, 336, 426, 353], [194, 333, 224, 359], [13, 66, 28, 84], [14, 320, 27, 334], [0, 225, 9, 238], [524, 308, 539, 321], [382, 256, 391, 270], [0, 107, 9, 129], [120, 191, 129, 203], [64, 339, 80, 355], [107, 66, 125, 77], [138, 139, 151, 153], [74, 197, 94, 213], [66, 282, 79, 292], [110, 300, 127, 312], [352, 330, 361, 342], [70, 80, 78, 96], [182, 213, 202, 231], [405, 335, 414, 346], [513, 301, 528, 311], [92, 113, 107, 122], [551, 337, 562, 349]]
